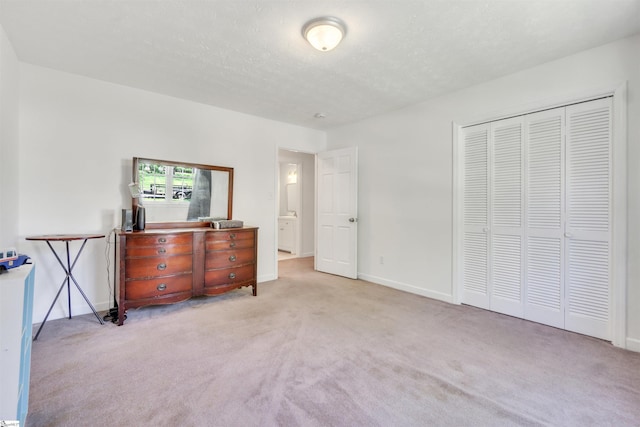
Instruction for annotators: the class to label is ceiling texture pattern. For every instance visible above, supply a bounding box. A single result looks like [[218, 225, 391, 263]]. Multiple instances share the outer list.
[[1, 0, 639, 130]]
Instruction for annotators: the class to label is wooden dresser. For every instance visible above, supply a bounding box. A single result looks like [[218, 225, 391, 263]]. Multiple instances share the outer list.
[[117, 227, 257, 325]]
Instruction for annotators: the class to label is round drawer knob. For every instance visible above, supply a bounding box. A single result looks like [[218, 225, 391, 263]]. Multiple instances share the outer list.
[[158, 237, 167, 243], [230, 242, 236, 248], [157, 248, 166, 254], [230, 233, 237, 239], [157, 263, 167, 270], [229, 273, 236, 279], [157, 283, 167, 291], [229, 255, 237, 262]]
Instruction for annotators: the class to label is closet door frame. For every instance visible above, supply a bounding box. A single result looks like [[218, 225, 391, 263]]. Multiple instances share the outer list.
[[452, 82, 627, 348]]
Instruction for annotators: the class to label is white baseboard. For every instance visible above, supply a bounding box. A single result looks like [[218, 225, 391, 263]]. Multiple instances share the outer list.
[[626, 337, 640, 353], [358, 273, 454, 304]]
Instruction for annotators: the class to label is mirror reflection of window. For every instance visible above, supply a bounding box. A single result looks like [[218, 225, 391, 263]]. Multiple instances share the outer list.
[[172, 166, 194, 200], [138, 162, 195, 203], [139, 162, 166, 199]]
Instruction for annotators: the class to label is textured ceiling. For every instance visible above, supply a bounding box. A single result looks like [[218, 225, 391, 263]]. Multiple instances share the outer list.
[[1, 0, 639, 130]]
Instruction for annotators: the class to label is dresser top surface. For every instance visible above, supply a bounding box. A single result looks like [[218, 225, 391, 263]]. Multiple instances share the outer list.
[[118, 226, 257, 235]]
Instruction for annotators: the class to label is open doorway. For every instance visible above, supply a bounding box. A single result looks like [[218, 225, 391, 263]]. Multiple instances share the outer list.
[[277, 149, 315, 263]]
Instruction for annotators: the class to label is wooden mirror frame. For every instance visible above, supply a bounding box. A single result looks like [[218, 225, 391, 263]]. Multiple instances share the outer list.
[[132, 157, 234, 229]]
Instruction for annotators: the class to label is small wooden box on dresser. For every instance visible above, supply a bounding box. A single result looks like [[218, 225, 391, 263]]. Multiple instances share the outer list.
[[117, 227, 258, 325]]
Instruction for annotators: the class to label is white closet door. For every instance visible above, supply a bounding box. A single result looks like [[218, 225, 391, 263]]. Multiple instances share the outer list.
[[564, 98, 612, 340], [461, 124, 490, 309], [524, 108, 565, 328], [458, 97, 613, 341], [489, 117, 524, 317]]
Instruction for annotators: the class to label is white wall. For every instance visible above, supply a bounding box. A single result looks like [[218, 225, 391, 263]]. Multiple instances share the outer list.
[[327, 34, 640, 349], [19, 63, 326, 323], [0, 26, 20, 248]]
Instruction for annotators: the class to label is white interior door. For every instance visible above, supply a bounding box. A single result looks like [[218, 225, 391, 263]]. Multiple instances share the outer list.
[[564, 98, 612, 340], [462, 117, 525, 316], [489, 116, 525, 318], [461, 124, 490, 309], [524, 107, 566, 328], [316, 147, 358, 279]]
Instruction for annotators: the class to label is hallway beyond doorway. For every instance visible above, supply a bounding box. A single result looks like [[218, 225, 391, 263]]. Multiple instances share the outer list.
[[278, 250, 297, 261]]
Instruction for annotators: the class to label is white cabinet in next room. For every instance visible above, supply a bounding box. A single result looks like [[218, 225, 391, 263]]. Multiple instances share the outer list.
[[278, 217, 296, 253]]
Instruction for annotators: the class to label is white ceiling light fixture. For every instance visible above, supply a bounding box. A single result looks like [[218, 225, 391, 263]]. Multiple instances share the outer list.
[[302, 17, 346, 52]]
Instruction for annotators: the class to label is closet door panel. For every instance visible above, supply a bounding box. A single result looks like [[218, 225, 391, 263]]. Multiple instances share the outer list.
[[524, 108, 565, 328], [491, 233, 522, 316], [461, 124, 490, 309], [526, 236, 563, 326], [565, 239, 609, 338], [490, 117, 524, 317], [564, 98, 612, 340], [463, 231, 489, 307]]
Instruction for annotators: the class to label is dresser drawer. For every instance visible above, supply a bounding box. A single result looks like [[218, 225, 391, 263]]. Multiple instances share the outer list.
[[205, 248, 255, 270], [125, 274, 192, 300], [206, 238, 254, 251], [125, 254, 192, 279], [126, 233, 192, 248], [205, 264, 255, 287], [206, 230, 254, 242], [126, 244, 192, 257]]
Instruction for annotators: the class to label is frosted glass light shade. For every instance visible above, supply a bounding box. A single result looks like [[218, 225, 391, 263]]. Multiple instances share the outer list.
[[302, 17, 346, 51]]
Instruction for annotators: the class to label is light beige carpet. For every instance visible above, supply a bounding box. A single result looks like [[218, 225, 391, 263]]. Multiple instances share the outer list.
[[27, 257, 640, 426]]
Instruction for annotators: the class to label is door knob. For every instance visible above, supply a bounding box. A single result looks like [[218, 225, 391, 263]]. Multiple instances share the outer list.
[[349, 218, 358, 223]]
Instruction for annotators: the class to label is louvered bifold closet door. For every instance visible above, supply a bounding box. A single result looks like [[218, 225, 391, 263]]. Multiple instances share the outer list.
[[564, 98, 612, 340], [462, 124, 491, 309], [489, 117, 524, 317], [524, 108, 565, 328]]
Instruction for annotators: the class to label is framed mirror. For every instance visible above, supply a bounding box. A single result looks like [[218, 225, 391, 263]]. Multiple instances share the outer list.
[[132, 157, 234, 229]]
